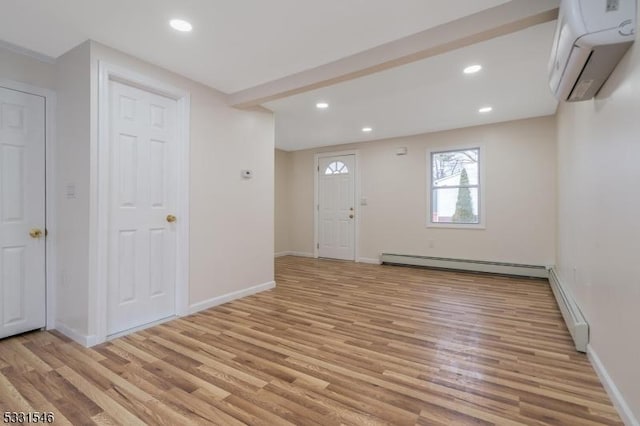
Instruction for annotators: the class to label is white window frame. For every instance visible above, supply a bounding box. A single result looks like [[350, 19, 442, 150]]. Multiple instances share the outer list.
[[426, 146, 486, 229]]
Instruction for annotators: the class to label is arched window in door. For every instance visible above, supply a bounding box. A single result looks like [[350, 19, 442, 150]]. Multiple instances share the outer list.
[[324, 161, 349, 175]]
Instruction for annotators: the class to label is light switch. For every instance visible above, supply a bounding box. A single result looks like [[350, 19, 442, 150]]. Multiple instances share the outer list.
[[66, 183, 76, 199]]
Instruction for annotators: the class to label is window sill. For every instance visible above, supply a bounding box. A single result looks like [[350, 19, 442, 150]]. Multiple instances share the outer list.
[[426, 223, 486, 230]]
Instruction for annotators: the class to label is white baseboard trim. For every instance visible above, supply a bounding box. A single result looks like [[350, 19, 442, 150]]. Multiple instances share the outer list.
[[587, 344, 639, 426], [274, 251, 315, 259], [55, 322, 97, 348], [56, 281, 276, 346], [358, 257, 382, 265], [188, 281, 276, 315], [107, 316, 176, 341], [289, 251, 315, 258]]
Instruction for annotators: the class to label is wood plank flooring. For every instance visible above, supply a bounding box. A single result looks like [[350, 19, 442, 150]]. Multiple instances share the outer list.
[[0, 256, 621, 425]]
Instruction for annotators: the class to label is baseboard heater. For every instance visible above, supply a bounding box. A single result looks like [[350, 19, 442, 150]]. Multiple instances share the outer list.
[[548, 268, 589, 352], [380, 253, 549, 278]]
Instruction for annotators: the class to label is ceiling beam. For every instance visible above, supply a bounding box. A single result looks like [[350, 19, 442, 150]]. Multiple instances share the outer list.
[[227, 0, 559, 109]]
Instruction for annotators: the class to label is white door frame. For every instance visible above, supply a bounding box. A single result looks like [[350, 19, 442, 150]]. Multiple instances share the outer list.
[[0, 78, 57, 331], [314, 150, 360, 261], [95, 62, 190, 344]]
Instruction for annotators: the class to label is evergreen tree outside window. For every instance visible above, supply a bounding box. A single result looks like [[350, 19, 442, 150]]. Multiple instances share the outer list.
[[430, 148, 480, 225]]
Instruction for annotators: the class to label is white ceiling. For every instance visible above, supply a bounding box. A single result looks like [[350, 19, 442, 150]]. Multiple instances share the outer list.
[[0, 0, 558, 152], [265, 21, 559, 151], [0, 0, 509, 93]]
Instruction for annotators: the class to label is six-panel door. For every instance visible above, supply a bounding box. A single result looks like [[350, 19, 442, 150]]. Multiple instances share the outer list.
[[0, 86, 46, 339], [107, 81, 178, 336]]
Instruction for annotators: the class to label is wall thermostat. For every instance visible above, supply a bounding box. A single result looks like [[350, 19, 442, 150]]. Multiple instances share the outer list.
[[241, 169, 253, 179]]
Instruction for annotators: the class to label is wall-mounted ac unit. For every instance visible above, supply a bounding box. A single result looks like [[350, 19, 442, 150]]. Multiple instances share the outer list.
[[548, 0, 637, 102]]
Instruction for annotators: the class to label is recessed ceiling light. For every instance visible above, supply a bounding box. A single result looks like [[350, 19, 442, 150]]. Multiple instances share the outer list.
[[464, 65, 483, 74], [170, 19, 193, 32], [478, 106, 493, 113], [362, 127, 373, 133], [316, 102, 329, 109]]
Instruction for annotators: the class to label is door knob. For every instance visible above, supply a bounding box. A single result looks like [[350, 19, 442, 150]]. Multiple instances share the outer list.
[[349, 214, 354, 219], [166, 214, 177, 223], [29, 228, 43, 239]]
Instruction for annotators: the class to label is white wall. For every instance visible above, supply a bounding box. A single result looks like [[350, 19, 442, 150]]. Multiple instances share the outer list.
[[84, 41, 274, 336], [0, 40, 275, 343], [0, 41, 97, 341], [275, 149, 292, 255], [282, 116, 556, 266], [556, 13, 640, 422], [55, 42, 92, 337], [0, 46, 56, 90]]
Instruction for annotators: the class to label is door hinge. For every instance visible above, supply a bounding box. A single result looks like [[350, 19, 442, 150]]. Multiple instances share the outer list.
[[317, 243, 319, 249], [317, 165, 319, 172]]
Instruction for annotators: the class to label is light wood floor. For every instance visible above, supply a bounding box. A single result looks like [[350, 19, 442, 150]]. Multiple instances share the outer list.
[[0, 256, 621, 425]]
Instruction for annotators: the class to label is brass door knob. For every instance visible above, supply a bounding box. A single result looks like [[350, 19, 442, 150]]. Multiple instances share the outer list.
[[29, 228, 43, 239], [166, 214, 177, 223]]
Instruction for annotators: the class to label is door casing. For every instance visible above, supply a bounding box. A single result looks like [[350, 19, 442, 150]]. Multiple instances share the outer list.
[[0, 78, 56, 332], [95, 62, 190, 345], [314, 150, 360, 262]]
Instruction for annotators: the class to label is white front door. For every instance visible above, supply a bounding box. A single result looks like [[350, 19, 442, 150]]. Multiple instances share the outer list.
[[318, 155, 356, 261], [0, 86, 46, 339], [107, 80, 178, 336]]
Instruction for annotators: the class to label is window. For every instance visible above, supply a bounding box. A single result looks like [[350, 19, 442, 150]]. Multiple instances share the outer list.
[[325, 161, 349, 175], [430, 148, 480, 225]]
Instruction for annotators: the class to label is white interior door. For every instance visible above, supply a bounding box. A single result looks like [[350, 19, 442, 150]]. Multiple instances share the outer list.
[[0, 86, 46, 339], [107, 80, 178, 336], [318, 155, 356, 261]]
